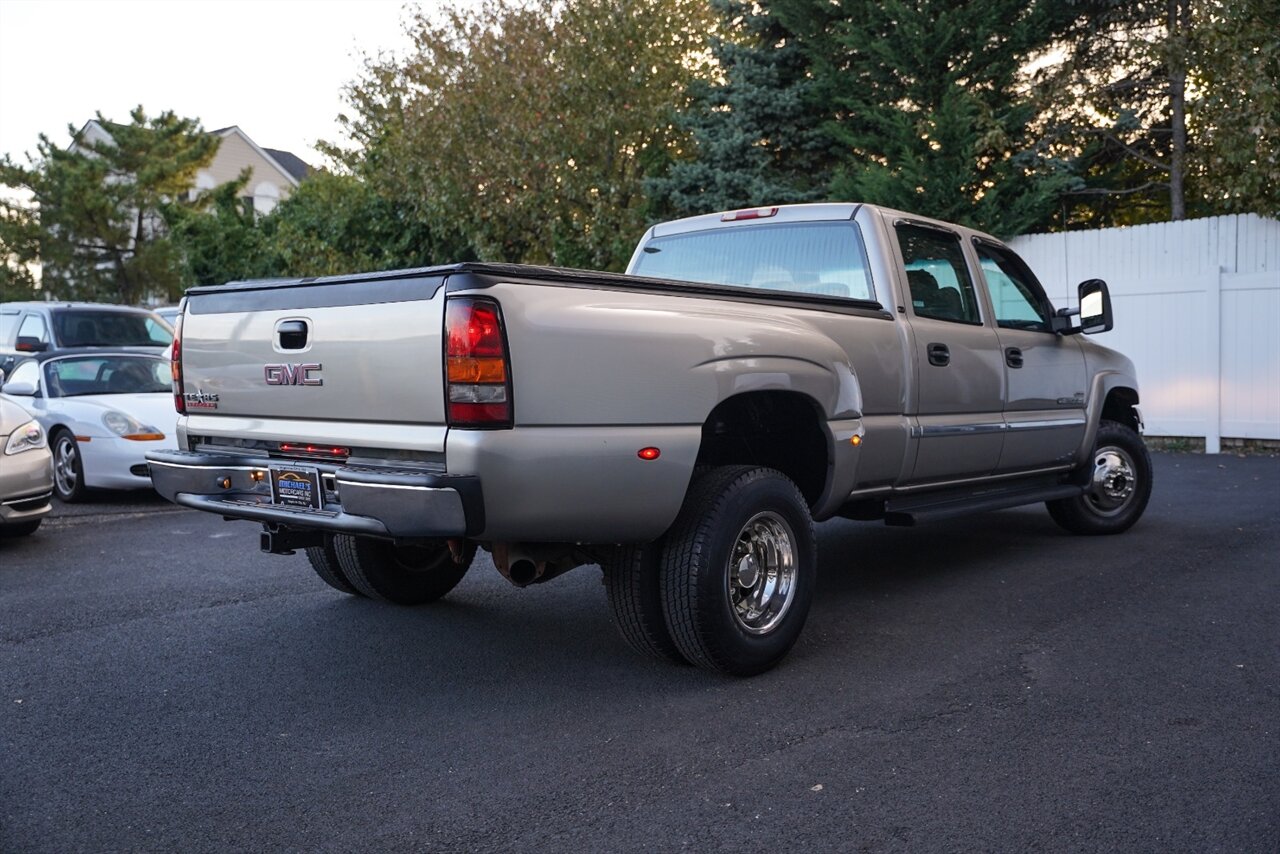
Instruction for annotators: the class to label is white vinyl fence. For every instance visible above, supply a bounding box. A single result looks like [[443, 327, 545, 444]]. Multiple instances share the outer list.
[[1009, 214, 1280, 452]]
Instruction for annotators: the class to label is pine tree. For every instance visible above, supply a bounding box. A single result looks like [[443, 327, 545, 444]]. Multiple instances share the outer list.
[[0, 107, 218, 303], [646, 0, 840, 218]]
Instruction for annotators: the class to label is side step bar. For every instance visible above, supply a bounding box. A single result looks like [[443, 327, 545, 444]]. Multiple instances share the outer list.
[[884, 483, 1085, 527]]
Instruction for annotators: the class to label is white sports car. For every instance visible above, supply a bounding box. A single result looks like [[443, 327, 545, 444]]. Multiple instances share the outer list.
[[0, 350, 178, 502]]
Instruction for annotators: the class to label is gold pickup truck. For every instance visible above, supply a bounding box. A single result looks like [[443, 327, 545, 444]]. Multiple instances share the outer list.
[[148, 203, 1150, 675]]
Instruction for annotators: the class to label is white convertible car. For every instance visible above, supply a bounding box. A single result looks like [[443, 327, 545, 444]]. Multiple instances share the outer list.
[[0, 349, 177, 502]]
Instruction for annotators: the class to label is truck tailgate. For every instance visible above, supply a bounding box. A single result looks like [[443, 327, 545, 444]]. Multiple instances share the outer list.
[[181, 274, 448, 441]]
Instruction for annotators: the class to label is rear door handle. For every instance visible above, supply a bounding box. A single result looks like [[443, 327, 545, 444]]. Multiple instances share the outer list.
[[1005, 347, 1024, 369], [927, 343, 950, 367]]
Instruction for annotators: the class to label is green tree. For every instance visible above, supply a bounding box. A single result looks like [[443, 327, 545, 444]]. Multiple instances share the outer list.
[[0, 107, 219, 303], [815, 0, 1081, 236], [646, 0, 839, 217], [165, 177, 273, 286], [264, 170, 451, 278], [331, 0, 713, 271], [1191, 0, 1280, 216]]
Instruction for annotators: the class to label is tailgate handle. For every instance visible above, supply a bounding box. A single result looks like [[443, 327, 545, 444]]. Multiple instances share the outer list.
[[277, 320, 308, 350]]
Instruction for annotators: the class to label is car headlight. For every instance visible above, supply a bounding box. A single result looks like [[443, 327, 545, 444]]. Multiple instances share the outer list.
[[4, 420, 47, 455], [101, 410, 165, 441]]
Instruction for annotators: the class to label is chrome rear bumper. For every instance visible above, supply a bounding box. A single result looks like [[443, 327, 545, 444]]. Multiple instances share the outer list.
[[146, 449, 482, 539]]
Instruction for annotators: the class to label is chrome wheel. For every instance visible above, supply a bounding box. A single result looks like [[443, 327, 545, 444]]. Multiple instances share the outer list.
[[1087, 445, 1137, 516], [727, 511, 797, 635], [53, 434, 81, 498]]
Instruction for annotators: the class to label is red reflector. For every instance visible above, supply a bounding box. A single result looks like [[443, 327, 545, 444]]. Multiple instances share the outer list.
[[720, 207, 779, 222], [637, 447, 661, 460]]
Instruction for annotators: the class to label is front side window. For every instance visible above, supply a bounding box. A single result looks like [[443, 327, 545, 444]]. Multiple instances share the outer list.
[[895, 224, 982, 324], [44, 356, 170, 397], [51, 310, 173, 347], [17, 313, 48, 343], [4, 359, 41, 392], [631, 222, 877, 303], [975, 242, 1052, 331]]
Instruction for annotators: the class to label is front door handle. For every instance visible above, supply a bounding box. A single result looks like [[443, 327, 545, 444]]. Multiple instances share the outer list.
[[1005, 347, 1024, 369], [927, 343, 950, 367]]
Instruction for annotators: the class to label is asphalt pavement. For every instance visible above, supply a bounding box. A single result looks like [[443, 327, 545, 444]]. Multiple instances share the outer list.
[[2, 451, 1277, 852]]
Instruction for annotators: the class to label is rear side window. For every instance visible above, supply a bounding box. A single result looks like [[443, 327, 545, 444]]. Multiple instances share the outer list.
[[0, 311, 19, 345], [896, 224, 982, 324], [51, 310, 173, 347], [631, 222, 877, 303]]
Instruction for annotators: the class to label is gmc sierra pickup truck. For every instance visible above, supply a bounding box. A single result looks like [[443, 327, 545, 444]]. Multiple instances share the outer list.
[[148, 203, 1151, 675]]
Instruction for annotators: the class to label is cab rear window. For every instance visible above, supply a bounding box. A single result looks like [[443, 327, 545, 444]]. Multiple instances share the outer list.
[[632, 222, 876, 303]]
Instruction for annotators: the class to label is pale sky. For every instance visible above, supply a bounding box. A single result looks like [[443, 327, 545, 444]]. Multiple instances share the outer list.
[[0, 0, 428, 169]]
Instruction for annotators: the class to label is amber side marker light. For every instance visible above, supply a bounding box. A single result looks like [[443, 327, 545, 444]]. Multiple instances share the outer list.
[[637, 447, 661, 461], [850, 435, 863, 446]]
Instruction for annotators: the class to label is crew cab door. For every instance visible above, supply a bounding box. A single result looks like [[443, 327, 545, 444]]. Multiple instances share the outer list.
[[896, 222, 1006, 482], [972, 240, 1088, 472]]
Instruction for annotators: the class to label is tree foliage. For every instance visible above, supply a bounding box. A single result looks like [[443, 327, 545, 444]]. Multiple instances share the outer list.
[[0, 107, 218, 303], [330, 0, 713, 271]]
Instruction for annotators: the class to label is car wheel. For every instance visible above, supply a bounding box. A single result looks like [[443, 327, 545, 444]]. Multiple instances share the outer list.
[[51, 429, 88, 503], [602, 544, 688, 665], [0, 520, 41, 537], [305, 534, 364, 596], [334, 535, 476, 604], [660, 466, 816, 676], [1047, 419, 1153, 535]]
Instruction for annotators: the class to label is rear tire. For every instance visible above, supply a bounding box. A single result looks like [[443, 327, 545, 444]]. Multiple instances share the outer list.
[[335, 535, 476, 604], [660, 466, 816, 677], [1048, 419, 1152, 535], [305, 534, 363, 596], [602, 545, 688, 664]]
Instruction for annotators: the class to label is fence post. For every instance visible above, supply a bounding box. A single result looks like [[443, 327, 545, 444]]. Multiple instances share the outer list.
[[1206, 266, 1223, 454]]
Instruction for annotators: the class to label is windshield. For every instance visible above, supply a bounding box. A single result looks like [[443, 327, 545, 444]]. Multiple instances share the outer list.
[[43, 355, 171, 397], [52, 310, 173, 347], [631, 222, 877, 303]]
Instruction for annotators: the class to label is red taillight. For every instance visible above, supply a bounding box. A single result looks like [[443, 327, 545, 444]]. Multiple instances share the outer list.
[[171, 313, 185, 414], [444, 298, 512, 428]]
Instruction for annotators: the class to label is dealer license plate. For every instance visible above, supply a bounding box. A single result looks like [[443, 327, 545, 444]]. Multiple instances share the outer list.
[[269, 465, 322, 509]]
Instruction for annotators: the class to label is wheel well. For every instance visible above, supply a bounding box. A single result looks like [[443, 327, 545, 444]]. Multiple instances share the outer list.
[[1102, 387, 1140, 432], [694, 392, 828, 508]]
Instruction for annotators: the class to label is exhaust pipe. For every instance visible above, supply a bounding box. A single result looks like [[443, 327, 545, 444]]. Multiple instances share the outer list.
[[508, 558, 541, 586]]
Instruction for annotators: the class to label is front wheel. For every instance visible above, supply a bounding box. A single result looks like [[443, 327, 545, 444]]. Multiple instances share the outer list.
[[660, 466, 816, 676], [1047, 419, 1153, 535], [334, 535, 476, 604], [51, 430, 88, 503]]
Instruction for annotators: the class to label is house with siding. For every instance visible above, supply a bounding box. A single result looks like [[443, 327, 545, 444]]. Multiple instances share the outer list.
[[76, 120, 309, 214]]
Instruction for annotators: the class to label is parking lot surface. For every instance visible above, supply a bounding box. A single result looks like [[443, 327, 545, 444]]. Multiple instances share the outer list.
[[2, 451, 1277, 851]]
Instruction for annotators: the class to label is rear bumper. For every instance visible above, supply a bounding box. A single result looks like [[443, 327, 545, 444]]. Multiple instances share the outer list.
[[145, 449, 482, 539]]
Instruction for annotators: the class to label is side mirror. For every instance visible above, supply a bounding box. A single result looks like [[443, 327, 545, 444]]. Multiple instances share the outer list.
[[1078, 279, 1113, 334], [1, 380, 37, 396], [15, 336, 48, 353]]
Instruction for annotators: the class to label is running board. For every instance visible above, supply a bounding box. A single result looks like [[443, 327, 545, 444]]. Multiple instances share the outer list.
[[884, 483, 1085, 526]]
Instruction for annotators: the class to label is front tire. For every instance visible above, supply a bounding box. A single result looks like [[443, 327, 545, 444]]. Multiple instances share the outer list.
[[660, 466, 816, 676], [334, 535, 476, 604], [51, 430, 88, 503], [1047, 419, 1153, 534]]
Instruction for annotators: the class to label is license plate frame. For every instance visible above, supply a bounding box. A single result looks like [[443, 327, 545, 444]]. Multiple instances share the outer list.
[[269, 464, 322, 509]]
